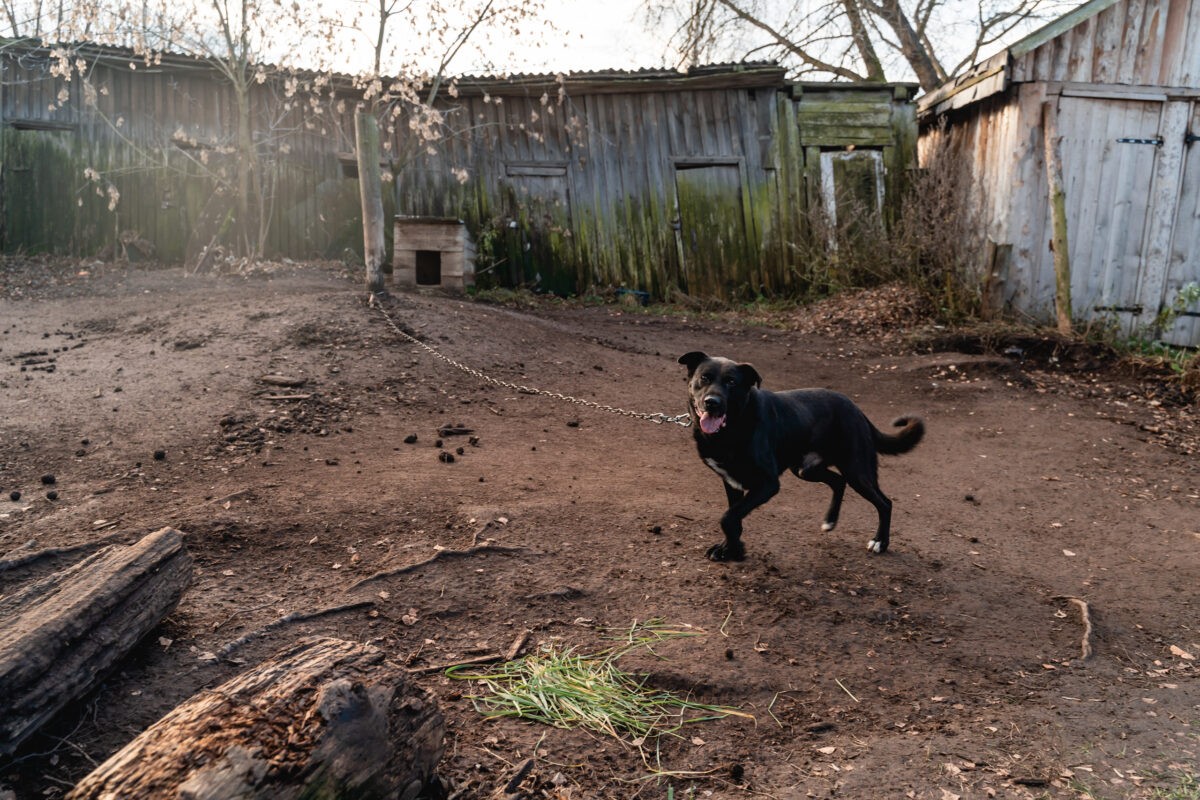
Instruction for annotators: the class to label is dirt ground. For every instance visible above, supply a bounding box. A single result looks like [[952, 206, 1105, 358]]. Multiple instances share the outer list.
[[1, 258, 1197, 800]]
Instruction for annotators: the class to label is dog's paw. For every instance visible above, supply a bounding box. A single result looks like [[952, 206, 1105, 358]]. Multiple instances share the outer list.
[[706, 541, 746, 562], [866, 538, 888, 554], [821, 521, 837, 532]]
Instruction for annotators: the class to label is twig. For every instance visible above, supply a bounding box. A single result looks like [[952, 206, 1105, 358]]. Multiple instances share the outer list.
[[1053, 595, 1094, 661], [834, 678, 859, 703], [344, 544, 531, 593], [504, 630, 531, 661], [410, 631, 532, 675], [409, 653, 504, 674], [211, 599, 280, 632], [218, 600, 376, 658]]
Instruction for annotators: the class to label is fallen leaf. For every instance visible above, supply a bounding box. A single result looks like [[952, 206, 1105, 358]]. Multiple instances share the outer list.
[[158, 637, 173, 649], [221, 569, 234, 576], [816, 746, 836, 755], [1062, 549, 1075, 556], [1169, 645, 1195, 660]]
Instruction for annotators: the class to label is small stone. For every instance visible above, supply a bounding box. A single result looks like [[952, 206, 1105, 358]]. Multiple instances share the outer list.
[[46, 490, 59, 501], [153, 449, 166, 461], [40, 474, 56, 485], [9, 490, 20, 502], [403, 434, 418, 444]]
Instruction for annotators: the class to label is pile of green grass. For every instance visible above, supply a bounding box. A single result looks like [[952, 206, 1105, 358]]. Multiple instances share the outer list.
[[447, 619, 751, 756]]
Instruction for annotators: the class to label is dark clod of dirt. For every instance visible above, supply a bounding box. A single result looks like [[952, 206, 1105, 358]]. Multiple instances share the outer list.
[[153, 449, 166, 460], [40, 474, 56, 485], [438, 451, 455, 463], [566, 419, 580, 428], [730, 764, 745, 783], [468, 436, 480, 447], [9, 490, 20, 501], [455, 447, 465, 456], [404, 434, 418, 444], [434, 439, 443, 448], [75, 449, 86, 457], [46, 490, 58, 501], [725, 648, 735, 660]]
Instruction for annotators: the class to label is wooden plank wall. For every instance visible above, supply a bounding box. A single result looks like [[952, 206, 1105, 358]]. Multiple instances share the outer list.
[[1011, 0, 1200, 87], [2, 45, 919, 302], [1, 47, 358, 260], [922, 0, 1200, 344], [392, 79, 917, 299]]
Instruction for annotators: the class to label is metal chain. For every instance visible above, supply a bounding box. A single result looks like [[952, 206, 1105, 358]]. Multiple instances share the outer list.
[[370, 295, 692, 427]]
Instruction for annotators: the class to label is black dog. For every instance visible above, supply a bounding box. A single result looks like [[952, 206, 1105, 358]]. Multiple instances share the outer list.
[[679, 351, 924, 561]]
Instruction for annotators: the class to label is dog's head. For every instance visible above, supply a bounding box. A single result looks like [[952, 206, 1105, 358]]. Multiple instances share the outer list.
[[678, 351, 762, 435]]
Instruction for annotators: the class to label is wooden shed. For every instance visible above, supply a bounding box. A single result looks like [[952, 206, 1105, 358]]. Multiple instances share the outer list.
[[393, 68, 919, 299], [917, 0, 1200, 345], [1, 40, 919, 301]]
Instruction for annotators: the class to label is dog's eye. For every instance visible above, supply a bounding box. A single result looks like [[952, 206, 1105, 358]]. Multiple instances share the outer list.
[[698, 374, 711, 385], [723, 376, 736, 386]]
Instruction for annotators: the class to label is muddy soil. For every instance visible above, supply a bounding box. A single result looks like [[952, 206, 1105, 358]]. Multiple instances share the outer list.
[[1, 259, 1197, 799]]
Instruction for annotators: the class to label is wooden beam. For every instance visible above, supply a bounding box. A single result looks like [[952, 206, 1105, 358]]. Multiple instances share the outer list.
[[1041, 100, 1072, 334]]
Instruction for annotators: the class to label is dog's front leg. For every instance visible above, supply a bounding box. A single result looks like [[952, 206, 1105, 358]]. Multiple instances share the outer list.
[[708, 478, 779, 562]]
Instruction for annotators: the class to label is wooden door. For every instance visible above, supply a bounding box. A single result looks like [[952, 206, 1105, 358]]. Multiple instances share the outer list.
[[1161, 101, 1200, 346], [501, 163, 575, 295], [673, 163, 752, 299], [1056, 96, 1160, 336]]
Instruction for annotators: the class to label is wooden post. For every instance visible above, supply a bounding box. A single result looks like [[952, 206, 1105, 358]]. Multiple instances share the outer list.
[[1041, 100, 1072, 334], [356, 108, 387, 296], [68, 637, 445, 800]]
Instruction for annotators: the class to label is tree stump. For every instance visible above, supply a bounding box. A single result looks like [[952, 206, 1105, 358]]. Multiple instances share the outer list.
[[68, 637, 445, 800], [0, 526, 192, 757]]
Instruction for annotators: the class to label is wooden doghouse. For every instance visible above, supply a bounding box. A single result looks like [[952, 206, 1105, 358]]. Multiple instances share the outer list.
[[392, 216, 475, 290]]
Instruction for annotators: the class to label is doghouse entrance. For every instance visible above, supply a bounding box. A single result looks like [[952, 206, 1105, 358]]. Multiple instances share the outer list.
[[415, 250, 442, 285], [392, 216, 476, 290]]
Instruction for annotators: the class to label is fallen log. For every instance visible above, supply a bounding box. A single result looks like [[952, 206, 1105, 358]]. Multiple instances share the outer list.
[[0, 527, 192, 757], [68, 637, 445, 800]]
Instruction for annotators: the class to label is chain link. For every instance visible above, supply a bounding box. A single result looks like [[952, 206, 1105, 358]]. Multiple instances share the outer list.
[[370, 295, 692, 427]]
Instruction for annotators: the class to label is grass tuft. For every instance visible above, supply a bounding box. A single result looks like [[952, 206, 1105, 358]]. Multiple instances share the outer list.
[[447, 618, 752, 757]]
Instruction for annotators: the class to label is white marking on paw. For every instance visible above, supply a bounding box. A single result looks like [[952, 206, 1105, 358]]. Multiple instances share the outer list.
[[704, 458, 744, 491], [867, 539, 882, 553], [821, 522, 835, 532]]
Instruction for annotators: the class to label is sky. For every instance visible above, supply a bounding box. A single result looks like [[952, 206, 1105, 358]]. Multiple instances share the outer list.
[[528, 1, 670, 73]]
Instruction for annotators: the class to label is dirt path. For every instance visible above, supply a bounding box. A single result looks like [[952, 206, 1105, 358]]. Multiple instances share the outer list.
[[1, 260, 1197, 799]]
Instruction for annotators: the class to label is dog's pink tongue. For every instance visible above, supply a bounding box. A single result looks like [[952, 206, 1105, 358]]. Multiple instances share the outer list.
[[698, 411, 725, 434]]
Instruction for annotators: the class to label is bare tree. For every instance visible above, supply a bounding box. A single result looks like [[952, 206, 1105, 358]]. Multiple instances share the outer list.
[[319, 0, 548, 295], [644, 0, 1073, 91]]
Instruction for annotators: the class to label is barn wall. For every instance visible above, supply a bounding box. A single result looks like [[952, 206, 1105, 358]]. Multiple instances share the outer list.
[[393, 80, 917, 299], [922, 0, 1200, 345], [1011, 0, 1200, 87], [1, 46, 360, 261], [2, 43, 919, 302]]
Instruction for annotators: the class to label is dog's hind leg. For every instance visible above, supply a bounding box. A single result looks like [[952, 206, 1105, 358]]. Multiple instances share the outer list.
[[795, 461, 847, 533], [845, 476, 893, 554]]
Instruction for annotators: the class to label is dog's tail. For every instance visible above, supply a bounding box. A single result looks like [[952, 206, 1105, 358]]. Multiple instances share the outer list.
[[873, 416, 924, 455]]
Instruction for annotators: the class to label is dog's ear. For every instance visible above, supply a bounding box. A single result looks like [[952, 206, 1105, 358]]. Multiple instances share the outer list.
[[678, 351, 709, 377], [738, 363, 762, 388]]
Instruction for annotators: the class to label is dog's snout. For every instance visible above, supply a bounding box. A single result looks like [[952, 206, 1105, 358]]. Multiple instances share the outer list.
[[703, 396, 723, 412]]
